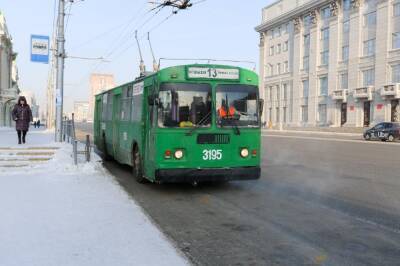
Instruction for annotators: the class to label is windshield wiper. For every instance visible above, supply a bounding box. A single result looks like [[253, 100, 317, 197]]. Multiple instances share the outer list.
[[222, 115, 240, 135], [186, 111, 212, 136]]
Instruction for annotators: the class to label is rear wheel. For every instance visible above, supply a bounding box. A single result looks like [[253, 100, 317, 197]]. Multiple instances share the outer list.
[[364, 133, 371, 141], [132, 146, 146, 183], [388, 134, 395, 142]]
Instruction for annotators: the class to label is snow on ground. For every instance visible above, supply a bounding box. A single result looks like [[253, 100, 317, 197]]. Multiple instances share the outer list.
[[0, 128, 188, 266]]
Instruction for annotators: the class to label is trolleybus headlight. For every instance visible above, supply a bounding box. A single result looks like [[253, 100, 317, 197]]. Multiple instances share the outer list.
[[240, 148, 249, 158], [174, 149, 184, 159]]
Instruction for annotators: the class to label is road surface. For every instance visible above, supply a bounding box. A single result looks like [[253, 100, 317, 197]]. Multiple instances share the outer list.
[[77, 123, 400, 265]]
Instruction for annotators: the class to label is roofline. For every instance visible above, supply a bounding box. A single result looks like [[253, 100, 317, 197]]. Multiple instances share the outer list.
[[255, 0, 329, 33]]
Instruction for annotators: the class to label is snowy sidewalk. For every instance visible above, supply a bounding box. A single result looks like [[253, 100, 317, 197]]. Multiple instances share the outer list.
[[0, 128, 187, 266]]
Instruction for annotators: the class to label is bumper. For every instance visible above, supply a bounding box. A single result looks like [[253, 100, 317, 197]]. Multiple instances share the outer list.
[[155, 167, 261, 183]]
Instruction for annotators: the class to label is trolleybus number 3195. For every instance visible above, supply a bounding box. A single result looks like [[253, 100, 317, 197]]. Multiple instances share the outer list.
[[202, 149, 223, 161]]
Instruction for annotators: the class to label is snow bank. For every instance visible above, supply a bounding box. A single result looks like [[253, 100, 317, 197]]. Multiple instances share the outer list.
[[0, 129, 188, 266]]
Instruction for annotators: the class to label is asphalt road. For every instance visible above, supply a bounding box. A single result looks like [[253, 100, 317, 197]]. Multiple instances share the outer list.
[[76, 123, 400, 265]]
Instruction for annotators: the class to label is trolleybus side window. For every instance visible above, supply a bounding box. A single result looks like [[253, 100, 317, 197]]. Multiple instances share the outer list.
[[131, 86, 143, 123], [121, 85, 132, 121], [102, 94, 108, 120], [216, 85, 260, 127], [158, 83, 212, 128], [106, 92, 113, 121]]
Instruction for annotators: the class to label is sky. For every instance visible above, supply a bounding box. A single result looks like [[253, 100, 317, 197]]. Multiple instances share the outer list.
[[1, 0, 272, 113]]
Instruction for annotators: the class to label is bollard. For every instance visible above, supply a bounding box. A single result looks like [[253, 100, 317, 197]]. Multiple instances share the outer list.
[[73, 140, 78, 165], [85, 135, 91, 162]]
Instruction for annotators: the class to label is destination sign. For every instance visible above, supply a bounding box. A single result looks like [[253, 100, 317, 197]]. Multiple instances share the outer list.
[[187, 67, 240, 80]]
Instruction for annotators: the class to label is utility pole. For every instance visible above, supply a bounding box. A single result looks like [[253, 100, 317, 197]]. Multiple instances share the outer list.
[[55, 0, 65, 142]]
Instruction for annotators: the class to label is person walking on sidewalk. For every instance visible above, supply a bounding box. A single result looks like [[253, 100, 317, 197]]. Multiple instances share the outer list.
[[11, 96, 33, 144]]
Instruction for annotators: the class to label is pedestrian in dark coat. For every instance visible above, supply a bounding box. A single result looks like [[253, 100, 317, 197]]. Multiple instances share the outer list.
[[11, 96, 33, 144]]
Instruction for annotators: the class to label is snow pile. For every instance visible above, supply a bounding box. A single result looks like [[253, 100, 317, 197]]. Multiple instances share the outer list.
[[0, 128, 187, 266]]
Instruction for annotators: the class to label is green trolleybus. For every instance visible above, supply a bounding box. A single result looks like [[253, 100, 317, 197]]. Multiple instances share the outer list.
[[94, 64, 263, 184]]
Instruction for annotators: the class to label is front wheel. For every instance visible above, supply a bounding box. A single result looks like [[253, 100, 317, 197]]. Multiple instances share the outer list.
[[132, 146, 147, 183], [364, 133, 371, 141]]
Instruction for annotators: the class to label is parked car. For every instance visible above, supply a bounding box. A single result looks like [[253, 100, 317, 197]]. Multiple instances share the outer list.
[[363, 122, 400, 142]]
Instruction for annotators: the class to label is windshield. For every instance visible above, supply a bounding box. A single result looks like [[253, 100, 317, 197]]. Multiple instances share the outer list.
[[158, 83, 212, 128], [216, 85, 259, 127]]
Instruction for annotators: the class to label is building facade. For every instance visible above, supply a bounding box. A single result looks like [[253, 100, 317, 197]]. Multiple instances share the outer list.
[[256, 0, 400, 128], [88, 74, 115, 122], [0, 11, 19, 127], [73, 101, 89, 122]]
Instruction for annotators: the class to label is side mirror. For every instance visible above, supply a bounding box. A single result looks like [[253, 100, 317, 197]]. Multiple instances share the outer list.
[[259, 99, 264, 117]]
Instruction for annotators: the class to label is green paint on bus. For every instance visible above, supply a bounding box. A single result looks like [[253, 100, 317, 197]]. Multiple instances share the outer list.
[[94, 64, 262, 183]]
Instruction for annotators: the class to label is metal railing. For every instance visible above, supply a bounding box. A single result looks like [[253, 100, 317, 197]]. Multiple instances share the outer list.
[[62, 113, 92, 165]]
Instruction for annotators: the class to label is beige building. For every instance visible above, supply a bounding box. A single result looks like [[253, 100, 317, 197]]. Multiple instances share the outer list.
[[256, 0, 400, 128], [88, 74, 115, 122], [0, 10, 19, 127], [73, 101, 89, 122]]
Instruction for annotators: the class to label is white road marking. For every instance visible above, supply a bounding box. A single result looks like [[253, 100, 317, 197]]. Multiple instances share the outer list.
[[262, 134, 400, 146]]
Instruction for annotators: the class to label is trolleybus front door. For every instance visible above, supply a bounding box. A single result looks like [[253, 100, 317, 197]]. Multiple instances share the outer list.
[[144, 85, 157, 179]]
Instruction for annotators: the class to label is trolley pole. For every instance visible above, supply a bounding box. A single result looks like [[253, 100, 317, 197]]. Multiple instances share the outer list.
[[55, 0, 65, 142]]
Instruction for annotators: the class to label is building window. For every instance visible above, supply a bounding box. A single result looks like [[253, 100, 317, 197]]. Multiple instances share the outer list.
[[364, 12, 377, 27], [319, 76, 328, 96], [320, 28, 329, 65], [276, 85, 280, 101], [283, 84, 288, 100], [321, 6, 331, 20], [343, 21, 350, 34], [395, 3, 400, 17], [343, 0, 351, 11], [283, 107, 287, 123], [276, 108, 280, 123], [303, 56, 309, 71], [321, 51, 329, 65], [284, 61, 289, 73], [342, 46, 349, 61], [318, 104, 327, 124], [269, 108, 272, 122], [268, 64, 274, 76], [283, 41, 289, 52], [321, 28, 330, 41], [302, 79, 309, 97], [269, 86, 273, 101], [269, 46, 274, 56], [303, 34, 310, 55], [303, 15, 312, 29], [301, 106, 308, 123], [363, 39, 375, 56], [276, 44, 281, 54], [363, 69, 375, 86], [277, 63, 281, 74], [393, 32, 400, 49], [392, 64, 400, 83], [274, 27, 281, 38], [340, 73, 348, 89]]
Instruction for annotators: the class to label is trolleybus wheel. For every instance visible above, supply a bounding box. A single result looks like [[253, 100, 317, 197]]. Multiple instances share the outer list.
[[132, 146, 146, 183]]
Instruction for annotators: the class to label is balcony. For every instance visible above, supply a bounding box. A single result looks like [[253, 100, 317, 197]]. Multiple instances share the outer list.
[[331, 89, 348, 102], [380, 84, 400, 98], [353, 86, 374, 101]]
